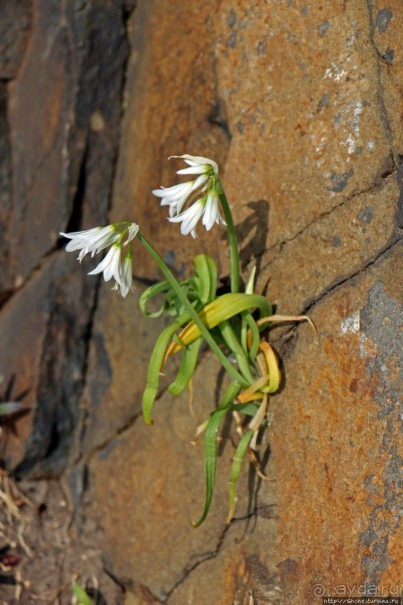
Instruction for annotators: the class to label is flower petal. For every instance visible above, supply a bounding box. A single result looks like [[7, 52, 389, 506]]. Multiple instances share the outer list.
[[61, 225, 119, 260], [202, 190, 219, 231], [169, 154, 218, 174], [152, 181, 193, 199], [169, 200, 204, 238], [119, 255, 134, 297], [153, 175, 208, 217], [88, 245, 122, 284], [176, 165, 211, 175], [60, 227, 101, 240], [125, 222, 139, 245]]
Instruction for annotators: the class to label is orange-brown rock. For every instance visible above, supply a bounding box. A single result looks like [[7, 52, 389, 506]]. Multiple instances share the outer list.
[[1, 0, 129, 474]]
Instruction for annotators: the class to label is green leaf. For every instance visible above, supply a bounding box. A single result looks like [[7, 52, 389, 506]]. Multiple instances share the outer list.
[[231, 402, 260, 417], [192, 408, 228, 528], [0, 402, 24, 417], [243, 313, 260, 362], [72, 584, 93, 605], [218, 320, 254, 383], [139, 280, 172, 318], [139, 255, 217, 321], [168, 337, 203, 396], [168, 293, 272, 356], [142, 314, 190, 425], [193, 254, 217, 304], [227, 429, 254, 523], [192, 382, 241, 527]]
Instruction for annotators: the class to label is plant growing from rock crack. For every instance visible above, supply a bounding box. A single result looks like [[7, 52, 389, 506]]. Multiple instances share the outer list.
[[61, 154, 314, 525], [0, 375, 25, 421], [72, 583, 93, 605]]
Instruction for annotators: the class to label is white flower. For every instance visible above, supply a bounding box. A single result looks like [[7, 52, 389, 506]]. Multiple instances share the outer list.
[[152, 175, 208, 217], [89, 244, 134, 297], [153, 154, 225, 237], [125, 222, 139, 244], [170, 154, 218, 176], [88, 244, 122, 283], [60, 222, 138, 297], [116, 253, 134, 298], [169, 190, 225, 238], [60, 225, 119, 262], [169, 200, 205, 237], [202, 189, 225, 231]]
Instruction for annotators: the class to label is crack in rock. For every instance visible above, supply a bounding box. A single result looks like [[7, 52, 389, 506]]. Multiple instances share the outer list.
[[302, 236, 401, 316], [164, 522, 231, 602]]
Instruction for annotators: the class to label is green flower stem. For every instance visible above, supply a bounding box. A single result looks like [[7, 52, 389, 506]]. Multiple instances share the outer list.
[[216, 178, 240, 294], [136, 232, 249, 387]]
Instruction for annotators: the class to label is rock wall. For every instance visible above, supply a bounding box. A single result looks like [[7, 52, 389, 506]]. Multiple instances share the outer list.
[[0, 0, 130, 473], [0, 1, 401, 604]]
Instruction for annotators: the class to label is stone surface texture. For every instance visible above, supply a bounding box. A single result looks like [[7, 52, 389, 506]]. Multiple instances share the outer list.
[[0, 0, 129, 475], [0, 0, 401, 604]]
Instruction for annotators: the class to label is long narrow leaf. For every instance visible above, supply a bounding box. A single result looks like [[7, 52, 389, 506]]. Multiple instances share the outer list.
[[194, 254, 217, 304], [219, 320, 254, 383], [192, 382, 241, 528], [142, 314, 189, 425], [72, 584, 93, 605], [168, 338, 203, 396], [243, 313, 260, 361], [259, 342, 281, 394], [227, 429, 254, 523], [139, 281, 172, 318], [206, 257, 218, 301], [167, 293, 272, 356], [231, 402, 260, 417], [191, 408, 228, 528], [0, 402, 24, 417]]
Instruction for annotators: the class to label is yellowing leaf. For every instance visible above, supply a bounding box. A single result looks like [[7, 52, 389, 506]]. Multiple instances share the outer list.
[[165, 293, 271, 359]]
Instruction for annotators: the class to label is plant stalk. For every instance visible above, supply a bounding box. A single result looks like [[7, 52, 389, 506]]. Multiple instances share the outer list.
[[216, 178, 240, 294]]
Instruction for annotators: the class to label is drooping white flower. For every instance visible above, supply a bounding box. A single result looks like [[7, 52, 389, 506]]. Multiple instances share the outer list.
[[116, 253, 134, 298], [88, 243, 126, 292], [152, 175, 208, 217], [169, 199, 205, 238], [60, 225, 119, 262], [169, 189, 225, 238], [152, 154, 225, 237], [125, 222, 140, 244], [170, 154, 218, 176], [60, 222, 139, 297], [202, 189, 225, 231]]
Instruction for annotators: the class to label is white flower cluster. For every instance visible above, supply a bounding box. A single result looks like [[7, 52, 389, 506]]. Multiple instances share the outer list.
[[60, 223, 138, 297], [60, 155, 225, 298], [152, 154, 226, 238]]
